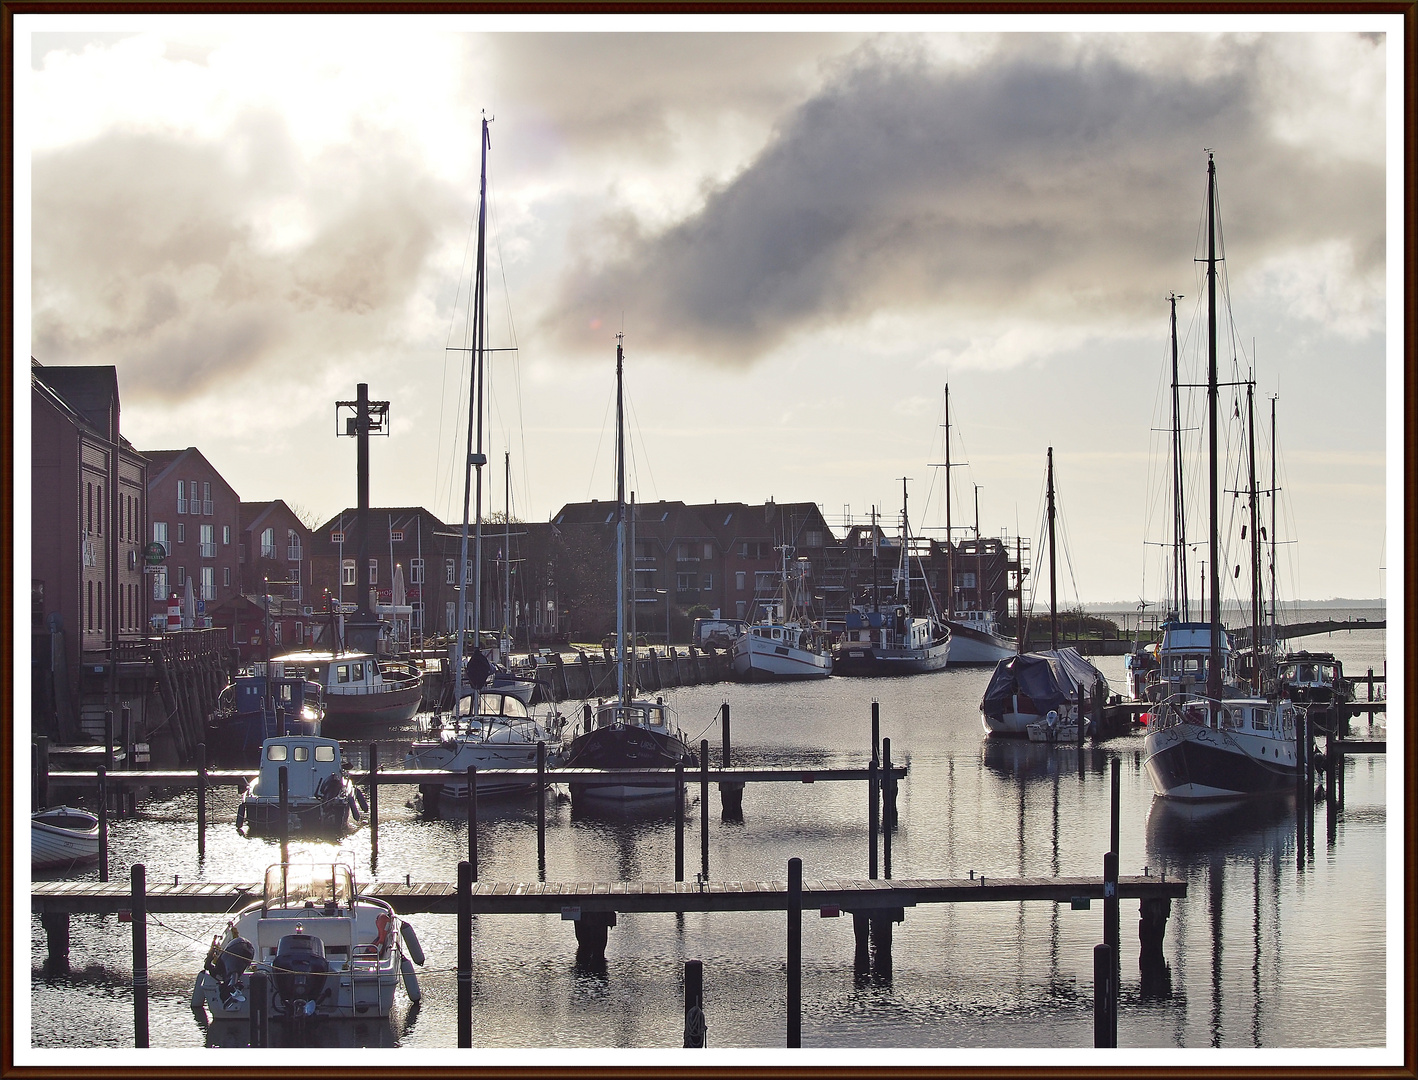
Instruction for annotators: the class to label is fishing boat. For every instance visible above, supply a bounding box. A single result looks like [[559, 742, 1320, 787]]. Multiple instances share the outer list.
[[271, 649, 423, 727], [206, 662, 324, 766], [406, 689, 562, 799], [1274, 650, 1353, 735], [559, 335, 697, 809], [191, 860, 424, 1023], [32, 806, 100, 870], [730, 545, 832, 681], [236, 735, 365, 836], [833, 482, 951, 677], [1144, 154, 1302, 800]]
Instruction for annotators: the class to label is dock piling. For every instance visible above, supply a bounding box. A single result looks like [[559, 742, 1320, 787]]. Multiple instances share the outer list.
[[683, 959, 706, 1048], [97, 765, 109, 883], [36, 735, 49, 811], [1104, 850, 1119, 957], [467, 766, 478, 881], [368, 743, 379, 867], [105, 710, 115, 775], [457, 860, 472, 1047], [868, 757, 879, 880], [675, 762, 685, 882], [131, 863, 149, 1048], [871, 702, 879, 762], [196, 742, 206, 860], [537, 742, 547, 876], [719, 703, 743, 820], [700, 740, 710, 881], [278, 766, 289, 865], [881, 739, 892, 880], [1093, 942, 1116, 1047], [1138, 896, 1173, 998], [787, 857, 802, 1048], [1110, 757, 1121, 859], [41, 911, 70, 973]]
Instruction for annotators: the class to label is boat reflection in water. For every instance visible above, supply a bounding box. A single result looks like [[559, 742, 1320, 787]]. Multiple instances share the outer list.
[[203, 1013, 411, 1048]]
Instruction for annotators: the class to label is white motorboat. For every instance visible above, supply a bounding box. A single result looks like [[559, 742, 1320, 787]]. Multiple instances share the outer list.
[[406, 689, 562, 799], [272, 649, 423, 727], [1143, 696, 1301, 800], [192, 860, 423, 1023], [943, 608, 1016, 665], [730, 543, 833, 681], [236, 736, 365, 837], [32, 806, 100, 870]]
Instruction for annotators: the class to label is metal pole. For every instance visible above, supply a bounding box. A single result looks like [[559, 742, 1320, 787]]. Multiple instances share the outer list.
[[457, 859, 473, 1047], [868, 757, 879, 880], [36, 735, 49, 810], [675, 762, 685, 882], [787, 857, 802, 1048], [105, 709, 115, 773], [131, 863, 149, 1047], [278, 766, 289, 866], [467, 765, 478, 881], [97, 765, 109, 883], [196, 742, 207, 860], [537, 741, 547, 875], [368, 743, 379, 866], [700, 740, 710, 880]]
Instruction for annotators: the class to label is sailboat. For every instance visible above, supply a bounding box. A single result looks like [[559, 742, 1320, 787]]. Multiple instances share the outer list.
[[1143, 154, 1301, 800], [405, 116, 559, 800], [934, 385, 1018, 665], [559, 335, 698, 808], [833, 481, 951, 676], [979, 448, 1109, 738], [729, 542, 832, 681]]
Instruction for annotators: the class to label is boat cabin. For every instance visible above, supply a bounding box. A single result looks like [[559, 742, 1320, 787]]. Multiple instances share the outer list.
[[252, 736, 346, 800], [1151, 697, 1297, 740], [1153, 621, 1234, 699], [274, 650, 404, 695], [592, 697, 675, 734], [1276, 653, 1341, 694], [222, 665, 323, 720]]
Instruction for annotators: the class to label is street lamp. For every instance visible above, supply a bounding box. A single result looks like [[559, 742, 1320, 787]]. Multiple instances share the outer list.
[[655, 588, 670, 646]]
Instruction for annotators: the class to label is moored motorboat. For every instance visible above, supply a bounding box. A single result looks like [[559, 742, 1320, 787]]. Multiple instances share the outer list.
[[980, 647, 1109, 738], [192, 860, 423, 1023], [207, 662, 324, 766], [32, 806, 100, 870], [237, 736, 365, 837], [943, 608, 1016, 665], [730, 544, 833, 681], [273, 650, 423, 728]]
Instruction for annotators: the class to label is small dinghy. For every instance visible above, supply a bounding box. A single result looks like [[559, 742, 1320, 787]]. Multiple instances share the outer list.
[[32, 806, 101, 870], [192, 860, 424, 1024]]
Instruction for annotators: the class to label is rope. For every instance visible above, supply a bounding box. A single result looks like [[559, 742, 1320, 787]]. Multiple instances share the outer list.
[[684, 1003, 707, 1048]]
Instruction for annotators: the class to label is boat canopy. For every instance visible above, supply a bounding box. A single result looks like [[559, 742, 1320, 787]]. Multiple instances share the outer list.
[[980, 648, 1108, 716], [262, 862, 355, 913]]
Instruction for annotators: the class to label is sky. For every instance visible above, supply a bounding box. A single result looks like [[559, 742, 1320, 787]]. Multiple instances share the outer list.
[[14, 14, 1403, 609]]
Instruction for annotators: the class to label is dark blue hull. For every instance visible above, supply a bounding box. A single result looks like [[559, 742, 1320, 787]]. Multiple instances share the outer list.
[[1144, 726, 1299, 801]]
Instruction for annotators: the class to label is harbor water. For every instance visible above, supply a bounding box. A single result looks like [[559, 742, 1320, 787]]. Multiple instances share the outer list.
[[27, 630, 1390, 1055]]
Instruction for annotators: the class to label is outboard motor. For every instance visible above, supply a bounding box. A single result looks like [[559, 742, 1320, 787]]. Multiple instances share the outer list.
[[271, 934, 333, 1017], [205, 936, 255, 1007]]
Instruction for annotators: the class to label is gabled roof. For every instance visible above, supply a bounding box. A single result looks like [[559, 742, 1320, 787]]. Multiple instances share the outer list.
[[139, 446, 240, 500], [32, 364, 120, 436], [240, 500, 312, 537]]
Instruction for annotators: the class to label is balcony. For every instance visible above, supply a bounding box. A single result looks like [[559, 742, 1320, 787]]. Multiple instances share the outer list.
[[287, 545, 303, 561], [177, 498, 188, 515], [203, 500, 214, 516], [199, 543, 216, 558]]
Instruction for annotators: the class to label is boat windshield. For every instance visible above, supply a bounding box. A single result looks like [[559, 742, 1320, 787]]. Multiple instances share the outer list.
[[596, 702, 669, 730], [454, 692, 530, 720], [263, 862, 354, 912]]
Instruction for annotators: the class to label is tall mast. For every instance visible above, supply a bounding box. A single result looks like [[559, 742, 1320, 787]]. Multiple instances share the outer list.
[[899, 477, 911, 610], [870, 505, 879, 612], [503, 450, 512, 661], [944, 385, 953, 614], [1168, 292, 1188, 620], [1270, 395, 1278, 649], [973, 483, 982, 611], [1247, 378, 1262, 691], [1205, 152, 1222, 705], [1046, 446, 1057, 651], [453, 114, 491, 701], [614, 334, 627, 705]]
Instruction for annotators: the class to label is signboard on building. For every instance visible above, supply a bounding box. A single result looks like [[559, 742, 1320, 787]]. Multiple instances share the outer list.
[[144, 541, 166, 565]]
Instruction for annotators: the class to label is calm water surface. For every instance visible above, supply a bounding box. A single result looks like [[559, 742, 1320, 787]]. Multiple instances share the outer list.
[[28, 632, 1390, 1053]]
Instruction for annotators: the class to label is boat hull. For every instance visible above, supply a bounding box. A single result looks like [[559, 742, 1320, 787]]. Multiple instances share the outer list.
[[1143, 722, 1300, 801], [943, 623, 1016, 665], [833, 641, 951, 677], [322, 682, 424, 726], [32, 809, 101, 870], [563, 724, 696, 806], [730, 635, 832, 681], [407, 739, 548, 798]]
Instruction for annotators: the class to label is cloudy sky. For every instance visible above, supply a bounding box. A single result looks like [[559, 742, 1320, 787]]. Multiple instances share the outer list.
[[15, 14, 1401, 607]]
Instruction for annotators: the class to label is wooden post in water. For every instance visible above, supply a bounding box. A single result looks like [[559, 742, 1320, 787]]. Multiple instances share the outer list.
[[871, 701, 880, 762], [121, 704, 134, 814], [1077, 684, 1085, 747], [196, 742, 207, 860], [683, 959, 705, 1048], [278, 766, 289, 866], [36, 735, 49, 810], [276, 707, 286, 738], [787, 857, 802, 1048], [675, 762, 685, 882], [457, 860, 472, 1048], [700, 740, 710, 880], [368, 743, 379, 866], [537, 741, 547, 876], [105, 710, 115, 774], [881, 738, 893, 880], [249, 971, 269, 1047], [131, 863, 149, 1047], [868, 757, 879, 880], [1110, 757, 1121, 859], [1093, 942, 1116, 1047], [1104, 850, 1119, 959], [467, 766, 478, 881], [97, 765, 109, 883], [719, 703, 743, 820]]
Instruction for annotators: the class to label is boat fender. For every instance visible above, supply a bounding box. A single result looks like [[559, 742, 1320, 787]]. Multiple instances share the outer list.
[[375, 912, 395, 956], [355, 787, 369, 813], [400, 955, 422, 1004], [399, 919, 426, 966], [347, 792, 362, 821], [234, 802, 246, 832]]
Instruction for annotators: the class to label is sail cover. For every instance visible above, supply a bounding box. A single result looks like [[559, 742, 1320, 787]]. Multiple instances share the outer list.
[[980, 648, 1108, 715]]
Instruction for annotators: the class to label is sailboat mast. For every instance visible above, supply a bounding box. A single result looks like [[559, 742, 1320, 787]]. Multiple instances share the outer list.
[[870, 506, 879, 613], [944, 384, 953, 615], [1247, 379, 1262, 691], [1270, 395, 1278, 649], [900, 477, 911, 610], [1046, 447, 1058, 651], [504, 450, 512, 660], [973, 483, 982, 611], [454, 115, 491, 700], [615, 334, 627, 705], [1169, 293, 1188, 620], [1206, 152, 1222, 705]]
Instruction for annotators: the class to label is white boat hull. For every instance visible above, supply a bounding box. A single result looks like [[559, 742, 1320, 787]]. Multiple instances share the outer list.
[[730, 633, 832, 681], [944, 623, 1016, 665], [407, 738, 548, 797], [32, 808, 100, 870]]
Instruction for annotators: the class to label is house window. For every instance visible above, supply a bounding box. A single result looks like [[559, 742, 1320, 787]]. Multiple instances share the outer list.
[[223, 525, 231, 545], [410, 558, 425, 585], [342, 560, 357, 586], [805, 530, 823, 548], [677, 573, 696, 592], [260, 528, 275, 560], [391, 529, 404, 542], [702, 573, 713, 590], [369, 559, 378, 585], [152, 566, 167, 600], [176, 480, 186, 516], [201, 566, 215, 601], [223, 567, 231, 588], [97, 485, 104, 535], [445, 559, 455, 585], [154, 521, 168, 554], [704, 543, 714, 560], [287, 530, 301, 561], [86, 580, 93, 630], [463, 560, 473, 584], [202, 481, 213, 515], [331, 530, 345, 544], [736, 571, 746, 591], [960, 572, 977, 589], [199, 524, 215, 557], [177, 522, 187, 544], [178, 567, 186, 592]]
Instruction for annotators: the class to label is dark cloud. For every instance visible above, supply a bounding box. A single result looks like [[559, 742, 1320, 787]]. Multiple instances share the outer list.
[[31, 110, 460, 398], [545, 38, 1385, 364]]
